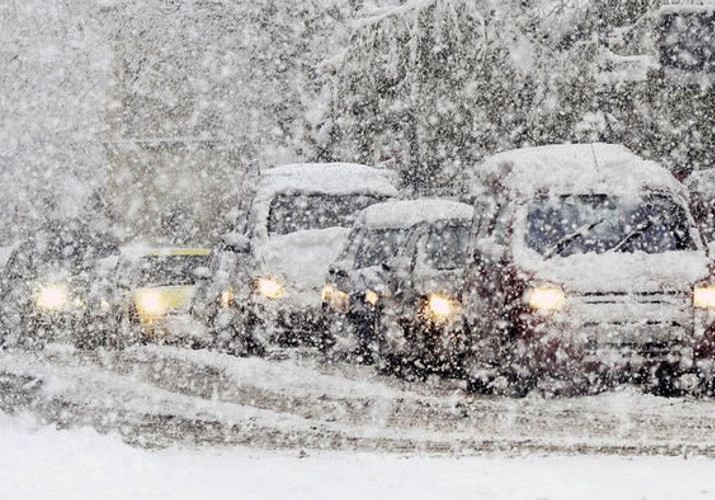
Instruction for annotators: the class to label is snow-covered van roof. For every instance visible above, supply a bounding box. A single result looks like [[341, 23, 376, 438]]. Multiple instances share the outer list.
[[257, 163, 398, 199], [357, 199, 474, 229], [474, 143, 686, 200]]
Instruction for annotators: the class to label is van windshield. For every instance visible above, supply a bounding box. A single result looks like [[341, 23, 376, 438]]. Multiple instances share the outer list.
[[424, 221, 470, 270], [354, 228, 408, 268], [526, 194, 695, 258], [660, 12, 715, 71], [268, 193, 385, 236]]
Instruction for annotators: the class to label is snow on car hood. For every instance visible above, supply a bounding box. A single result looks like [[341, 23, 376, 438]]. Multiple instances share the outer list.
[[514, 247, 711, 294], [257, 227, 350, 306]]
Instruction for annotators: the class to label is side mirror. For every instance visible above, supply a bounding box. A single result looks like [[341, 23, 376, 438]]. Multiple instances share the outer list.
[[329, 262, 349, 278], [222, 232, 251, 254]]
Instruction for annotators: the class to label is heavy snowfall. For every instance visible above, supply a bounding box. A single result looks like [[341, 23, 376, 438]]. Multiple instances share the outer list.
[[6, 0, 715, 499]]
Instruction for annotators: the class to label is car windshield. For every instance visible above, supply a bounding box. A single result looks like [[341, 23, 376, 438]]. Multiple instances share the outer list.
[[5, 228, 118, 280], [354, 228, 408, 268], [133, 255, 212, 287], [526, 194, 696, 258], [660, 12, 715, 71], [268, 193, 385, 236], [424, 221, 470, 270]]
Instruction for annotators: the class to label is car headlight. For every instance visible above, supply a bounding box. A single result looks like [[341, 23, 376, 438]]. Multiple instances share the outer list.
[[425, 293, 460, 323], [526, 286, 566, 312], [255, 277, 285, 299], [220, 288, 235, 308], [36, 284, 69, 311], [322, 284, 350, 312], [135, 290, 168, 318], [694, 285, 715, 309], [365, 289, 379, 307]]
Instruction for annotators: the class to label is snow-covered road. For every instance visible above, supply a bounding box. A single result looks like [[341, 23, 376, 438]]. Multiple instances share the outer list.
[[3, 344, 715, 457], [2, 412, 715, 500]]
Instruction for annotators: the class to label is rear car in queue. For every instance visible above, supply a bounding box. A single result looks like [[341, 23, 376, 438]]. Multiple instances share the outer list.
[[320, 199, 455, 361], [370, 201, 474, 378], [461, 143, 715, 396], [121, 247, 212, 344], [194, 162, 398, 353], [0, 220, 120, 349]]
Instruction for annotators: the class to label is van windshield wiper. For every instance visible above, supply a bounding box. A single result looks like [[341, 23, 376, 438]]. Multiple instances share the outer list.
[[608, 214, 661, 253], [543, 219, 604, 260]]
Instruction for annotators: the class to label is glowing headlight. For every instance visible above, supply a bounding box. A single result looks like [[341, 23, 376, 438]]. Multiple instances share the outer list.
[[136, 290, 168, 317], [255, 277, 285, 299], [526, 286, 566, 312], [425, 293, 460, 323], [694, 285, 715, 309], [321, 284, 350, 312], [365, 289, 379, 307], [36, 284, 69, 311], [220, 288, 235, 308]]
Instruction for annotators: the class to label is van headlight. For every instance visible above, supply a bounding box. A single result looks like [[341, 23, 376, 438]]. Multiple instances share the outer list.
[[36, 284, 69, 311], [321, 284, 349, 312], [365, 289, 379, 307], [526, 286, 566, 312], [694, 285, 715, 309], [425, 293, 460, 323], [220, 288, 235, 308], [255, 277, 285, 299]]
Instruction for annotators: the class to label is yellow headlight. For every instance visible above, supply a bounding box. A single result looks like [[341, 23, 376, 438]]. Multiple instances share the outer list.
[[256, 278, 284, 299], [365, 289, 379, 307], [220, 288, 235, 308], [526, 286, 566, 312], [36, 284, 69, 311], [322, 284, 350, 312], [136, 290, 167, 317], [425, 293, 460, 323], [694, 285, 715, 309]]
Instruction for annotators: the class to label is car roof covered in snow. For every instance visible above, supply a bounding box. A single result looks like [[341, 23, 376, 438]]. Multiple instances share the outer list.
[[473, 143, 686, 200], [659, 0, 715, 15], [257, 163, 398, 199], [356, 199, 474, 229]]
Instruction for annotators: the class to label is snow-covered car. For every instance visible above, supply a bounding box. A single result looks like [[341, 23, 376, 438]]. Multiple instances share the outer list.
[[0, 220, 120, 349], [118, 247, 212, 344], [321, 199, 470, 362], [197, 162, 398, 352], [461, 143, 715, 396], [372, 201, 474, 377]]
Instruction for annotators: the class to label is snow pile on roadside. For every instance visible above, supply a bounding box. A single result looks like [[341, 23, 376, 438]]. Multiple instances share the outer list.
[[1, 413, 715, 500]]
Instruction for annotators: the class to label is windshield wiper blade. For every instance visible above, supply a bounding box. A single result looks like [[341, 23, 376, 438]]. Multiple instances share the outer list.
[[608, 214, 661, 253], [543, 219, 604, 260]]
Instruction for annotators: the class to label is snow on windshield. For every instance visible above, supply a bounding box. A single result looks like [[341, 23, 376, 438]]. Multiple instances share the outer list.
[[526, 193, 696, 258], [267, 193, 385, 236], [354, 227, 408, 268], [423, 221, 470, 270]]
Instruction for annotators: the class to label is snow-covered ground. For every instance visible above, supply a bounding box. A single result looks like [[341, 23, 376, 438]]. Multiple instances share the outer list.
[[1, 412, 714, 500]]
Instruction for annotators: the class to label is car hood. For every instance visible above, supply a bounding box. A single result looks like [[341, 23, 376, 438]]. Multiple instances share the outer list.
[[515, 249, 711, 294], [257, 227, 350, 306]]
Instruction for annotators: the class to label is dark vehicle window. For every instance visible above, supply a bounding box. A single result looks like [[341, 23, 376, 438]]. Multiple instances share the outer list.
[[355, 228, 407, 268], [526, 194, 696, 258], [134, 255, 212, 287], [660, 12, 715, 71], [424, 222, 470, 270], [268, 193, 385, 236], [5, 228, 119, 279]]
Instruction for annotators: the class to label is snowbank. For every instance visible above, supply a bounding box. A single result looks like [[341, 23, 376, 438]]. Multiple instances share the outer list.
[[1, 413, 714, 500]]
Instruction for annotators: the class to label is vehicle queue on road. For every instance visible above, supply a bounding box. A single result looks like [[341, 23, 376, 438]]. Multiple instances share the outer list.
[[4, 143, 715, 397]]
